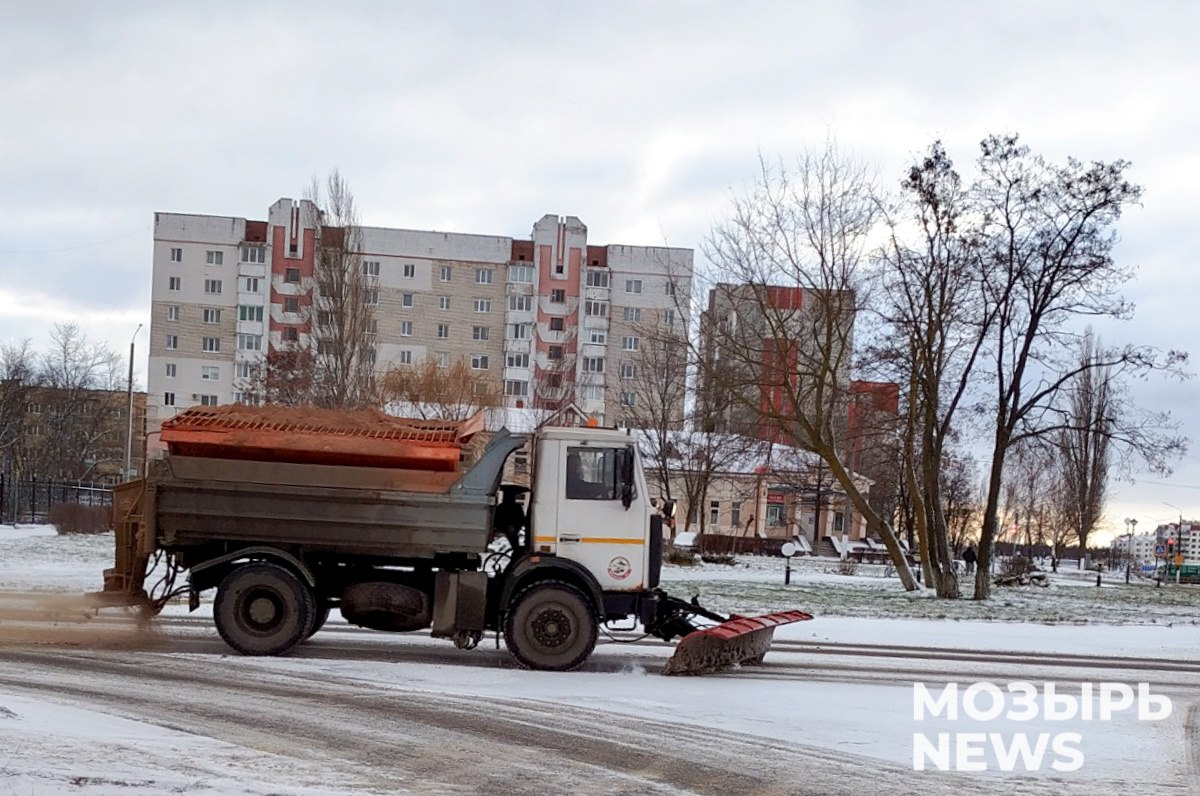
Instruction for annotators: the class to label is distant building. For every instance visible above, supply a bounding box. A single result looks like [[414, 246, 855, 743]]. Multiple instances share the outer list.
[[148, 204, 692, 430]]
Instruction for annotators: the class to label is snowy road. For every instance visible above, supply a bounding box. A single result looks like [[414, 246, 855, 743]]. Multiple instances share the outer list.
[[2, 604, 1198, 795]]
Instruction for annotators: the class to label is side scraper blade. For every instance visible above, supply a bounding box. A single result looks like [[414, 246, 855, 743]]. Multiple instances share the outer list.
[[662, 610, 813, 676]]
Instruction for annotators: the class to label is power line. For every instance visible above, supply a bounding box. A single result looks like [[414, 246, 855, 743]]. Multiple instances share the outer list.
[[0, 227, 148, 254]]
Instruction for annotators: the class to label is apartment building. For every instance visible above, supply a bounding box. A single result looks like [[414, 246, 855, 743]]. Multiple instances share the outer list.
[[148, 202, 692, 428]]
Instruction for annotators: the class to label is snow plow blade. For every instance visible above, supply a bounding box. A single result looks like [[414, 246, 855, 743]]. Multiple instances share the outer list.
[[662, 610, 812, 676]]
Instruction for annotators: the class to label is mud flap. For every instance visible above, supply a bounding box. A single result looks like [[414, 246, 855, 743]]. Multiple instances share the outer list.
[[662, 610, 812, 676]]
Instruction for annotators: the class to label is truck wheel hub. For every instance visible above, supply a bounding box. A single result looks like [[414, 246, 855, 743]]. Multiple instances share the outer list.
[[531, 608, 571, 647], [247, 595, 280, 627]]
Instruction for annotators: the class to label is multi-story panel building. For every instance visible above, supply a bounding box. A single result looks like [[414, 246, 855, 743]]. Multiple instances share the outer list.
[[149, 204, 692, 428]]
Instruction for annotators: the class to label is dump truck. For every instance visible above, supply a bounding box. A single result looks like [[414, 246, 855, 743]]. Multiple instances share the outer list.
[[96, 405, 809, 674]]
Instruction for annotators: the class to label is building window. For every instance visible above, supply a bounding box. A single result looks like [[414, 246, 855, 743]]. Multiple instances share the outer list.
[[620, 362, 637, 380], [506, 352, 529, 368], [285, 268, 301, 284], [583, 356, 604, 373], [709, 501, 720, 525], [170, 247, 182, 262], [474, 298, 491, 313], [399, 350, 413, 365], [663, 309, 675, 326], [203, 308, 221, 324], [508, 265, 533, 283], [586, 270, 609, 288], [623, 307, 641, 322], [242, 246, 265, 264], [236, 362, 257, 379], [168, 276, 181, 291], [545, 374, 562, 388], [239, 305, 264, 322], [163, 392, 175, 406], [471, 354, 489, 370], [585, 300, 608, 317], [200, 394, 219, 406], [550, 317, 565, 332], [367, 319, 378, 335], [202, 337, 220, 352], [402, 293, 414, 308], [766, 503, 786, 527], [437, 323, 449, 338], [551, 289, 566, 303], [206, 250, 223, 266], [282, 327, 299, 343], [165, 335, 178, 350], [548, 346, 563, 361], [731, 504, 742, 528], [439, 296, 450, 310], [509, 323, 531, 340], [587, 330, 606, 345], [165, 363, 177, 378], [241, 276, 261, 293], [504, 380, 528, 396], [579, 384, 603, 400], [363, 260, 380, 277], [403, 263, 415, 278], [435, 351, 449, 368], [238, 333, 262, 351], [283, 298, 299, 314], [400, 321, 413, 336], [620, 391, 636, 407], [167, 305, 179, 321], [509, 295, 531, 312], [472, 325, 489, 341], [440, 265, 452, 282], [201, 365, 219, 381], [362, 289, 378, 305], [665, 281, 678, 297], [204, 279, 222, 295], [475, 268, 493, 285], [625, 279, 642, 294], [621, 336, 640, 352]]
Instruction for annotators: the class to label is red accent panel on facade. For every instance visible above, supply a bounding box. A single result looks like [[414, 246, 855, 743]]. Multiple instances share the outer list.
[[586, 246, 608, 268], [511, 240, 534, 261], [568, 247, 582, 275], [539, 244, 552, 273], [244, 221, 267, 242], [766, 286, 805, 311], [269, 225, 316, 350]]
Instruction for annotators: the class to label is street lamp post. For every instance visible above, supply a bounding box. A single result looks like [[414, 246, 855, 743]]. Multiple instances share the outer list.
[[124, 323, 143, 481]]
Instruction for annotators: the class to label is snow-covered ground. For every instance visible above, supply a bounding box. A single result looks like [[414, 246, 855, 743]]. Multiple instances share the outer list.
[[3, 524, 1199, 794]]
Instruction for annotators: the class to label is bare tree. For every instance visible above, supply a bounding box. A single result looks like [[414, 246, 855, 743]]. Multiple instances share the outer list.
[[379, 357, 502, 421], [700, 143, 920, 589], [304, 171, 377, 408], [970, 134, 1185, 598], [1056, 331, 1112, 552], [0, 340, 39, 478]]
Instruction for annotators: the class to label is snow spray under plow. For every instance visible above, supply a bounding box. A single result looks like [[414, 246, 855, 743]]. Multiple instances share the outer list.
[[662, 610, 813, 676]]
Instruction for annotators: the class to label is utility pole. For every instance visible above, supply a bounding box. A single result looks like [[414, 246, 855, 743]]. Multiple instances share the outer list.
[[124, 323, 142, 480]]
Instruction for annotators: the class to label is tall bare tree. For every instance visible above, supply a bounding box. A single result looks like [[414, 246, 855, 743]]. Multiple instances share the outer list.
[[1057, 331, 1112, 551], [970, 134, 1184, 598], [0, 340, 39, 478], [700, 143, 920, 589], [307, 170, 377, 408]]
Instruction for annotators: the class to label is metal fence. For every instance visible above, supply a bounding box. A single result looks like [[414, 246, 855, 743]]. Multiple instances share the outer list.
[[0, 474, 113, 525]]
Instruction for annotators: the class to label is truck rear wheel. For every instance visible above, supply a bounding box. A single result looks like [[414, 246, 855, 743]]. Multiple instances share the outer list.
[[305, 599, 330, 640], [214, 563, 314, 656], [504, 581, 597, 671]]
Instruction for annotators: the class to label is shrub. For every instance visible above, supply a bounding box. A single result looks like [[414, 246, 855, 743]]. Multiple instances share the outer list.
[[1001, 555, 1037, 577], [49, 503, 112, 535], [835, 558, 859, 576], [665, 547, 698, 566], [700, 552, 737, 566]]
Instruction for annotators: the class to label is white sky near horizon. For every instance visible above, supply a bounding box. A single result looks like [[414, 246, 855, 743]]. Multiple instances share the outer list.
[[2, 1, 1199, 542]]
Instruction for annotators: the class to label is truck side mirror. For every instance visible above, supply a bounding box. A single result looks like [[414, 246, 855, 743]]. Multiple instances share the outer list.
[[620, 446, 636, 510]]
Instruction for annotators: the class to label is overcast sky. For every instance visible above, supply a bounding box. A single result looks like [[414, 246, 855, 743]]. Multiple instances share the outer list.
[[2, 1, 1198, 541]]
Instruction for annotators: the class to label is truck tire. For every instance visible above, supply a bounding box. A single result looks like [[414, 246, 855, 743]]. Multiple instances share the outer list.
[[214, 563, 315, 656], [504, 581, 597, 671], [305, 599, 331, 640]]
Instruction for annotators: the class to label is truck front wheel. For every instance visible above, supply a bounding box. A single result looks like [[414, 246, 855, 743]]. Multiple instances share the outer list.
[[214, 563, 315, 656], [504, 581, 597, 671]]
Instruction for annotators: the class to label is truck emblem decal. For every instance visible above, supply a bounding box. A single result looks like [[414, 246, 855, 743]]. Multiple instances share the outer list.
[[607, 556, 632, 580]]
